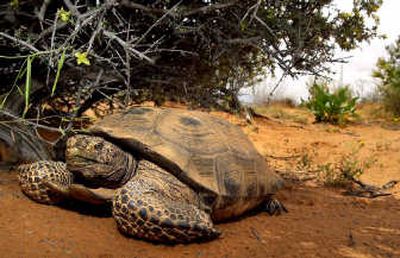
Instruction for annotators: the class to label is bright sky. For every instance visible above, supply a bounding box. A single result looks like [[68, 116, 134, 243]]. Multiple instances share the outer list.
[[245, 0, 400, 103]]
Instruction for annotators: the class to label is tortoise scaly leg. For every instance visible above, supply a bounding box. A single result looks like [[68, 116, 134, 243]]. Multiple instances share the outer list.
[[17, 161, 73, 204], [264, 197, 288, 216], [112, 160, 220, 244]]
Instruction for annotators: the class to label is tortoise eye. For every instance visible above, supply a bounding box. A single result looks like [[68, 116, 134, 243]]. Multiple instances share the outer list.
[[94, 143, 103, 150]]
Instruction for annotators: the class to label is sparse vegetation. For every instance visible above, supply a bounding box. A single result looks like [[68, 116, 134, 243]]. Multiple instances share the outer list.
[[296, 151, 314, 172], [318, 147, 376, 187], [251, 97, 310, 124], [373, 36, 400, 117], [303, 82, 358, 125]]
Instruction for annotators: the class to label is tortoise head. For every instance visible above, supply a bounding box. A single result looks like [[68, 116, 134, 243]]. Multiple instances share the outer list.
[[66, 135, 136, 188]]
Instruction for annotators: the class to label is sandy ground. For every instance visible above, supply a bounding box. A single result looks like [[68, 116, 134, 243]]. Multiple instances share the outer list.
[[1, 104, 400, 257]]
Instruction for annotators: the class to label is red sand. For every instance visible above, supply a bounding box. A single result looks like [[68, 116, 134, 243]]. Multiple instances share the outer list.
[[1, 106, 399, 257]]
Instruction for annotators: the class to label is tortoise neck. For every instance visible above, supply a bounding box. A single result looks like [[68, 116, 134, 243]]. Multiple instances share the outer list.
[[119, 152, 138, 185], [115, 152, 138, 187], [100, 151, 137, 188]]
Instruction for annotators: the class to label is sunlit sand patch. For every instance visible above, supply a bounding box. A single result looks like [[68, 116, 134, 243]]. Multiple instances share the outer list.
[[299, 241, 318, 249], [338, 246, 375, 258], [374, 243, 400, 256], [361, 226, 400, 235]]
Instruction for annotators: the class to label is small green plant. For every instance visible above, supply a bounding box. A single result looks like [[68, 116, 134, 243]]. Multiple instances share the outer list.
[[318, 163, 337, 185], [9, 0, 19, 9], [0, 48, 67, 116], [296, 151, 314, 171], [318, 148, 376, 187], [304, 82, 358, 125]]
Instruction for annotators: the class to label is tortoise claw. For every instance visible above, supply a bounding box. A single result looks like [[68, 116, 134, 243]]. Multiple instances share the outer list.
[[265, 198, 288, 216]]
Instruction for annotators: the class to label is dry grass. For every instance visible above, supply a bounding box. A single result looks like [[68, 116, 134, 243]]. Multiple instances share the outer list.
[[252, 102, 311, 125], [356, 102, 400, 122], [253, 101, 400, 127]]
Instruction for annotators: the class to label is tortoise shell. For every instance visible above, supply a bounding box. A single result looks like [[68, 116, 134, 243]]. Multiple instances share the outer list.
[[89, 107, 282, 208]]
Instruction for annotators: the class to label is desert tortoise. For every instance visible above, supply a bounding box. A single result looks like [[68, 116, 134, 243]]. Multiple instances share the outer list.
[[18, 107, 285, 243]]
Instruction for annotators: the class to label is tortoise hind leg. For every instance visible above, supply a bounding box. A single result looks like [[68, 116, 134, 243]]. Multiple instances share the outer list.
[[112, 161, 220, 244]]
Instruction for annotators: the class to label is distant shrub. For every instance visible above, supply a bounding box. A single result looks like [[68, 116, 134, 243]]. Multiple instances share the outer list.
[[273, 98, 298, 108], [373, 37, 400, 117], [303, 82, 358, 125], [379, 83, 400, 116], [250, 83, 298, 107]]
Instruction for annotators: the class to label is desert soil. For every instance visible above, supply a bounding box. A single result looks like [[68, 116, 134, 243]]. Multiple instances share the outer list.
[[1, 104, 399, 258]]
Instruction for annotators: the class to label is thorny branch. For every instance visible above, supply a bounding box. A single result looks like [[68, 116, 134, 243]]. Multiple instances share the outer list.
[[0, 0, 383, 135]]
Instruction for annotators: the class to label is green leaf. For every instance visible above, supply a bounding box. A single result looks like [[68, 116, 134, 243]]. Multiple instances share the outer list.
[[23, 55, 33, 117], [51, 48, 67, 96]]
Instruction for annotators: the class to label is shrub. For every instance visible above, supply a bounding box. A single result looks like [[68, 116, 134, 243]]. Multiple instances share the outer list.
[[373, 37, 400, 116], [304, 82, 358, 125], [0, 0, 383, 120]]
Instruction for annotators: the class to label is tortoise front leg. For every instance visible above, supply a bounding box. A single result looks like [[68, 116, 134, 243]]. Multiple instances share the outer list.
[[17, 161, 73, 204], [112, 160, 220, 244]]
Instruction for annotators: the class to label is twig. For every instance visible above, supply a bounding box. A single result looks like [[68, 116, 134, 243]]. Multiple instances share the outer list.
[[62, 7, 104, 48], [144, 48, 197, 56], [266, 154, 301, 160], [267, 71, 289, 100], [103, 30, 154, 64], [0, 110, 60, 132], [249, 226, 263, 242], [64, 0, 81, 17], [46, 11, 60, 86], [241, 0, 261, 25], [381, 180, 399, 190], [183, 2, 236, 16], [133, 0, 183, 47], [34, 23, 67, 45], [274, 169, 318, 182], [86, 10, 106, 53], [346, 178, 398, 198], [0, 32, 40, 53], [124, 17, 132, 104], [38, 0, 52, 22], [120, 0, 167, 15]]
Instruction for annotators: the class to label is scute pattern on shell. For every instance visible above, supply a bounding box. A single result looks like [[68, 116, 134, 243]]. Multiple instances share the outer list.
[[90, 107, 283, 208]]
